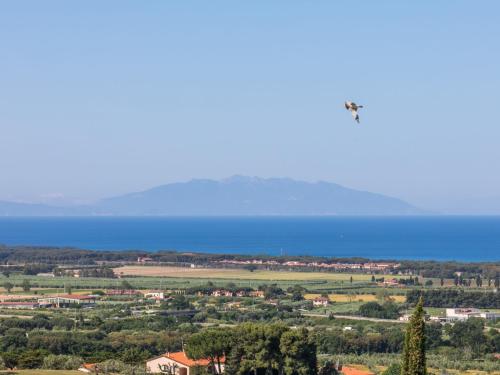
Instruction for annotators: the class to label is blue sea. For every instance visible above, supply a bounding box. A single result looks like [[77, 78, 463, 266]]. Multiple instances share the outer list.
[[0, 216, 499, 261]]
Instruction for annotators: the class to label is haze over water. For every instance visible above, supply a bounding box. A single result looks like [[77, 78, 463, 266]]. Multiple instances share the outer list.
[[0, 216, 499, 261]]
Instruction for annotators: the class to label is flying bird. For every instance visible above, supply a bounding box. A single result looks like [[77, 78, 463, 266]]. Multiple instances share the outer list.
[[345, 101, 363, 123]]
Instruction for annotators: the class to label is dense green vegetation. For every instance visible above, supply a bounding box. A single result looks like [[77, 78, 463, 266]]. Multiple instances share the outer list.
[[1, 245, 499, 279], [407, 289, 500, 308], [1, 246, 500, 373]]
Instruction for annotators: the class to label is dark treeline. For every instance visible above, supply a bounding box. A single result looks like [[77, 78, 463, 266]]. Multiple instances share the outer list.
[[1, 245, 499, 278], [357, 301, 401, 320], [407, 289, 500, 308]]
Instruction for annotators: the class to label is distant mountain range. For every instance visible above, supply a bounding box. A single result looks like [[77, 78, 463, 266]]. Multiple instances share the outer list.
[[0, 176, 426, 216]]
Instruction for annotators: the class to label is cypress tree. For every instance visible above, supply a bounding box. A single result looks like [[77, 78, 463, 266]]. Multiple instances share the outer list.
[[401, 296, 426, 375]]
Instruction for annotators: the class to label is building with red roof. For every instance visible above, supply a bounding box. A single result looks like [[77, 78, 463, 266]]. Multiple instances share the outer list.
[[147, 351, 225, 375]]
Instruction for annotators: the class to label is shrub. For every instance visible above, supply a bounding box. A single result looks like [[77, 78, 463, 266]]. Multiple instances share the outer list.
[[43, 354, 84, 370]]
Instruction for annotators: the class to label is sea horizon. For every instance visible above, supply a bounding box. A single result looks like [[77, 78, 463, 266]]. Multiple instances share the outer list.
[[0, 215, 499, 262]]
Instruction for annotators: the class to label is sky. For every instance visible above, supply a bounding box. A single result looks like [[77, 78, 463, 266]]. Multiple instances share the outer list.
[[1, 1, 499, 213]]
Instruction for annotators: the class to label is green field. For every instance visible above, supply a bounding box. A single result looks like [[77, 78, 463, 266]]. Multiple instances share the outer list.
[[1, 265, 400, 292]]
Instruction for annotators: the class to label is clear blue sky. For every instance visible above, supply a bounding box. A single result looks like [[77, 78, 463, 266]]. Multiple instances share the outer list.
[[1, 1, 499, 213]]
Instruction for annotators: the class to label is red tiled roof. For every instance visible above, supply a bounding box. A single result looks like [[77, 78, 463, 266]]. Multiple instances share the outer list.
[[165, 351, 225, 367], [342, 366, 374, 375]]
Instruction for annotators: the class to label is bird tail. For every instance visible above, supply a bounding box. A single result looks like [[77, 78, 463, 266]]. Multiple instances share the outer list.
[[358, 105, 364, 108]]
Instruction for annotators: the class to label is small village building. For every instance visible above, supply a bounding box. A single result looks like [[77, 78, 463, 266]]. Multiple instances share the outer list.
[[249, 290, 265, 298], [399, 314, 411, 322], [144, 291, 165, 300], [446, 308, 481, 321], [382, 278, 399, 286], [147, 351, 225, 375], [211, 290, 233, 297], [312, 297, 330, 307], [445, 308, 500, 321], [138, 256, 154, 264]]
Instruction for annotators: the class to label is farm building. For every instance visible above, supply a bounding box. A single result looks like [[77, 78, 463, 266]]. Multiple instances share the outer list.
[[38, 294, 96, 308]]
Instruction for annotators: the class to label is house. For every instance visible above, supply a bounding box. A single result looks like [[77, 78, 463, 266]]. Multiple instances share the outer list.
[[445, 308, 500, 321], [144, 291, 165, 300], [312, 297, 330, 307], [138, 256, 154, 264], [249, 290, 265, 298], [147, 351, 225, 375], [211, 290, 233, 297], [446, 308, 481, 321]]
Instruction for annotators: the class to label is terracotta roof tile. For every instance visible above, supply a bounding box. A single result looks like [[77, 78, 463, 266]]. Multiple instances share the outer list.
[[165, 351, 225, 367], [342, 366, 374, 375]]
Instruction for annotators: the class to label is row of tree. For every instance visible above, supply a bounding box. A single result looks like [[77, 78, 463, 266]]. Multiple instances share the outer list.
[[406, 289, 500, 308]]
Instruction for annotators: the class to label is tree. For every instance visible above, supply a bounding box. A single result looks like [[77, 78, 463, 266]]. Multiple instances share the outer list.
[[1, 351, 19, 370], [318, 360, 339, 375], [3, 281, 14, 293], [383, 363, 401, 375], [448, 318, 487, 357], [2, 269, 11, 278], [371, 275, 376, 283], [170, 295, 191, 310], [401, 297, 426, 375], [22, 279, 31, 292], [17, 349, 46, 369], [280, 328, 317, 375], [475, 275, 482, 288], [64, 284, 72, 294], [120, 280, 134, 290], [121, 348, 151, 364], [244, 264, 258, 272], [288, 285, 306, 302], [225, 323, 289, 375], [186, 329, 232, 375]]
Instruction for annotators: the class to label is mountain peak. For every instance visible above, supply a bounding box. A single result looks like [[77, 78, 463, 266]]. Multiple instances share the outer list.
[[94, 176, 424, 216], [0, 176, 427, 216]]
